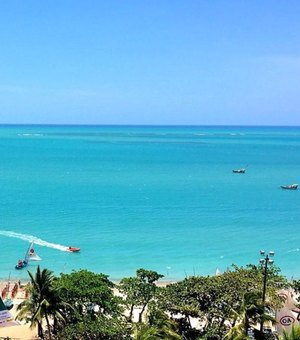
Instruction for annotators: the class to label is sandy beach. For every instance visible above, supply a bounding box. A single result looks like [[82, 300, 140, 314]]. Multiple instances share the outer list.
[[0, 280, 36, 340]]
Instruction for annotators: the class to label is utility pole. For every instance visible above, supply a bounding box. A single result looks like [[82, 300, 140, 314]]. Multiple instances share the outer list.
[[259, 250, 275, 333]]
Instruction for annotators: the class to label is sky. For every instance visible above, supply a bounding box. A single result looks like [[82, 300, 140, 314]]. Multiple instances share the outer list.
[[0, 1, 299, 125]]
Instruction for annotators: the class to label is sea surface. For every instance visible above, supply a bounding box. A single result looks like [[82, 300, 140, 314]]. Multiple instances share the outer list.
[[0, 125, 299, 281]]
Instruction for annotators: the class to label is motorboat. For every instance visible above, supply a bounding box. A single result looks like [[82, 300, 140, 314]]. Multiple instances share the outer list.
[[281, 184, 298, 190], [67, 246, 80, 252], [232, 168, 246, 174]]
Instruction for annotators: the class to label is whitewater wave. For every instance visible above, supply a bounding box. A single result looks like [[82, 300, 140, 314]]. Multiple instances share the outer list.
[[0, 230, 69, 251], [287, 248, 300, 253], [17, 133, 43, 137]]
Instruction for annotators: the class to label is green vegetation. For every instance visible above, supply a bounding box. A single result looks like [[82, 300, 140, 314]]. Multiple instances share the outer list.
[[120, 268, 164, 323], [17, 264, 289, 339], [280, 325, 300, 340]]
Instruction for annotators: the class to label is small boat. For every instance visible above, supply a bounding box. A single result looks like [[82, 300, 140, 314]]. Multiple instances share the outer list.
[[232, 168, 246, 174], [15, 241, 41, 270], [215, 268, 222, 276], [27, 242, 42, 261], [67, 246, 80, 252], [15, 259, 28, 270], [281, 184, 298, 190]]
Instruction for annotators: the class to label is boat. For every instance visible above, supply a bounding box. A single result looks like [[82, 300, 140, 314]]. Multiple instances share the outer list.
[[281, 184, 298, 190], [15, 259, 28, 270], [27, 242, 42, 261], [232, 168, 246, 174], [67, 246, 80, 252], [15, 241, 41, 270], [215, 268, 222, 276]]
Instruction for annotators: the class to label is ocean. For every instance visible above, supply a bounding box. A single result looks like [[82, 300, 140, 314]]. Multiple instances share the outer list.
[[0, 125, 299, 281]]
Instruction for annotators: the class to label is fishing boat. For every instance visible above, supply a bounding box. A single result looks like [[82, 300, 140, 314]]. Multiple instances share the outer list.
[[15, 241, 41, 270], [232, 168, 246, 174], [281, 184, 298, 190], [67, 246, 80, 252]]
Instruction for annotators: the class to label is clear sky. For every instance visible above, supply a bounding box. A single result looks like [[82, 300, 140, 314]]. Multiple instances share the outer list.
[[0, 1, 299, 125]]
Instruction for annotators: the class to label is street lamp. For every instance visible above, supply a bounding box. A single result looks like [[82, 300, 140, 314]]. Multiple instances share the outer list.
[[259, 250, 275, 333]]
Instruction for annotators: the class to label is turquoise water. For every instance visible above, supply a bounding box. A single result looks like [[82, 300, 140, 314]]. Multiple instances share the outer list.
[[0, 125, 299, 281]]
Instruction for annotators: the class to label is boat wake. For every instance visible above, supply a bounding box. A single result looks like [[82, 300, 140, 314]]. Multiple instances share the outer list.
[[0, 230, 69, 251]]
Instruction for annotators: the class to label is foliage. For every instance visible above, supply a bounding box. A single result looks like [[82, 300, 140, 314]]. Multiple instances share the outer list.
[[119, 268, 164, 322], [53, 315, 131, 340], [17, 264, 288, 340], [53, 269, 122, 322], [158, 264, 287, 339], [280, 324, 300, 340], [292, 280, 300, 307], [225, 291, 275, 339], [134, 307, 181, 340], [17, 266, 66, 339]]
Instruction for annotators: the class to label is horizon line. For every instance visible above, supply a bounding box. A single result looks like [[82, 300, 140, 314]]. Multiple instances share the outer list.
[[0, 123, 300, 128]]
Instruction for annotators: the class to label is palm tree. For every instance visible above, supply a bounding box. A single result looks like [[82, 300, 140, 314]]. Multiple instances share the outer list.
[[134, 308, 181, 340], [17, 266, 66, 339], [225, 291, 275, 339], [281, 325, 300, 340]]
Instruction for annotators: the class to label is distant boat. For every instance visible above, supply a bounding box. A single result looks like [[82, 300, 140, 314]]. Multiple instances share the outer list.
[[67, 246, 80, 253], [215, 268, 222, 276], [281, 184, 298, 190], [15, 241, 41, 270], [232, 168, 246, 174]]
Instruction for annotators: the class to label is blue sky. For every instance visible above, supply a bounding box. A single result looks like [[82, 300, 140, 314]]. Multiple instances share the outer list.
[[0, 1, 299, 125]]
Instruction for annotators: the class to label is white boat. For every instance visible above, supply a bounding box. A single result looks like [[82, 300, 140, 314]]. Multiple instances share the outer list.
[[27, 242, 42, 261], [281, 184, 298, 190], [232, 168, 246, 174], [215, 268, 222, 276], [15, 242, 41, 270]]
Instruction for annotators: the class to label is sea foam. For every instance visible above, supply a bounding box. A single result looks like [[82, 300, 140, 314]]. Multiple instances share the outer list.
[[0, 230, 68, 251]]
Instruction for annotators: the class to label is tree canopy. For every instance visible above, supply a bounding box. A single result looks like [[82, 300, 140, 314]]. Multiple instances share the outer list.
[[18, 264, 288, 340]]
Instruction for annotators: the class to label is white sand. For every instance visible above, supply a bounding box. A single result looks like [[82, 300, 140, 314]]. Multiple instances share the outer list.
[[0, 282, 36, 340]]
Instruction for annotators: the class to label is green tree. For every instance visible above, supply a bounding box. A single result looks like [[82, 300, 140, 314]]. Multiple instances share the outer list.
[[16, 266, 65, 339], [53, 315, 131, 340], [52, 270, 128, 339], [134, 308, 181, 340], [225, 291, 275, 339], [53, 269, 122, 322], [119, 268, 164, 323], [158, 265, 286, 339]]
